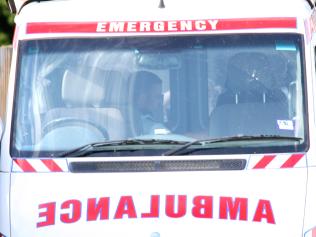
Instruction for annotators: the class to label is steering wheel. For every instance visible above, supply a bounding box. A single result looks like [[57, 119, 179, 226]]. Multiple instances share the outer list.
[[42, 117, 109, 139]]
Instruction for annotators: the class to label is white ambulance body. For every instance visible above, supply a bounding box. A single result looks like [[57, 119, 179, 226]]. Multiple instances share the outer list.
[[2, 0, 316, 236]]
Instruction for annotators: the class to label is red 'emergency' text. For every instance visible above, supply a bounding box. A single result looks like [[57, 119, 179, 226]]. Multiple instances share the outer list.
[[96, 20, 219, 33]]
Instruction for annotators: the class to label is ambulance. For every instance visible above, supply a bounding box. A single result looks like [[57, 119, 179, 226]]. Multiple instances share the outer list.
[[2, 0, 316, 236]]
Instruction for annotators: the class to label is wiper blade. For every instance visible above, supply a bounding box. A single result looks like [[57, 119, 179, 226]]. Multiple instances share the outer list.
[[58, 139, 186, 157], [163, 135, 303, 156]]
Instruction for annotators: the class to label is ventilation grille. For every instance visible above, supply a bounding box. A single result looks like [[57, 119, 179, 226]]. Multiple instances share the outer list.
[[69, 159, 246, 173]]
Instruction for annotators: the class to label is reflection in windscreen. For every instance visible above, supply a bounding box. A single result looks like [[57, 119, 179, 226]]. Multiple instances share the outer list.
[[12, 34, 306, 156]]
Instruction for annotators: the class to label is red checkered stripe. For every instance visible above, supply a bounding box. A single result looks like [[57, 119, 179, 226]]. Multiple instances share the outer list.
[[249, 154, 305, 169], [12, 154, 305, 172], [12, 159, 68, 172]]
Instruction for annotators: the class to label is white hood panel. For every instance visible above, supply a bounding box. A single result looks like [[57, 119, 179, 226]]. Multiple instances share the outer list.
[[11, 168, 307, 237]]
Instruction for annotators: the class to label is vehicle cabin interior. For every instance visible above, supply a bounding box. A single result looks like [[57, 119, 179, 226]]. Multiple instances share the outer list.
[[14, 35, 303, 153]]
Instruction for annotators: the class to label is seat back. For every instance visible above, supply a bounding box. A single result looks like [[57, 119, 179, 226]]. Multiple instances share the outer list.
[[42, 70, 126, 145], [209, 52, 291, 138], [62, 70, 105, 107]]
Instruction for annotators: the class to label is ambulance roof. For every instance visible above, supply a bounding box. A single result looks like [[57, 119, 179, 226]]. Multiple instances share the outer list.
[[16, 0, 312, 23]]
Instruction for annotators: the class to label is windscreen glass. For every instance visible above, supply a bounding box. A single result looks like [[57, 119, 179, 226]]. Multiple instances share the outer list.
[[11, 34, 307, 157]]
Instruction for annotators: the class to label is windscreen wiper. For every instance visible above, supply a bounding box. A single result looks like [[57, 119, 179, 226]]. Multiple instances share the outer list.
[[163, 135, 303, 156], [58, 139, 187, 157]]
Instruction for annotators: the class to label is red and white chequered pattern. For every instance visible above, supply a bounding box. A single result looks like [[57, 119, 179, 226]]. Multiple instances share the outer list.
[[248, 153, 305, 169], [12, 159, 68, 172], [12, 154, 305, 172]]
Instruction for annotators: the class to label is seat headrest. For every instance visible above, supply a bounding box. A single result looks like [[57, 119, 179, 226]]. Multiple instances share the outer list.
[[62, 70, 105, 107], [226, 52, 273, 93]]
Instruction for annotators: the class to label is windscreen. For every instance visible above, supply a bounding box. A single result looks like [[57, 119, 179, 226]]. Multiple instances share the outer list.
[[11, 34, 307, 157]]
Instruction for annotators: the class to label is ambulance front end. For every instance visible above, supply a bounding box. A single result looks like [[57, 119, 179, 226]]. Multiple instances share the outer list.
[[1, 3, 315, 237]]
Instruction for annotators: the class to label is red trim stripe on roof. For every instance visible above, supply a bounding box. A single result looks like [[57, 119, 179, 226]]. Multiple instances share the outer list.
[[26, 17, 297, 34]]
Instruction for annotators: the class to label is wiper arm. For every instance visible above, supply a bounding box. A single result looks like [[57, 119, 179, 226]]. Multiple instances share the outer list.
[[58, 139, 186, 157], [163, 135, 303, 156]]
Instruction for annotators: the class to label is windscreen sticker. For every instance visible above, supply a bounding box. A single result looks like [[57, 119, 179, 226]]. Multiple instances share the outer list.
[[154, 128, 171, 135], [275, 41, 297, 51], [277, 120, 294, 130]]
